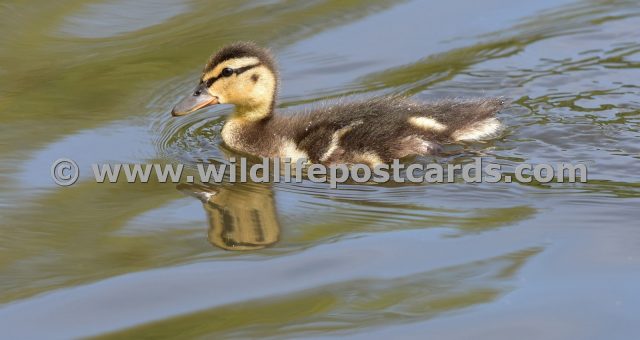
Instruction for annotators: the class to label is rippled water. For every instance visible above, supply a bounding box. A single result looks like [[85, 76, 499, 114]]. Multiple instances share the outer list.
[[1, 0, 640, 338]]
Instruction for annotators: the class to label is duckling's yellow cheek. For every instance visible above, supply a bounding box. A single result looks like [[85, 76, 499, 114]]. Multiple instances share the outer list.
[[207, 82, 230, 103], [218, 78, 253, 105]]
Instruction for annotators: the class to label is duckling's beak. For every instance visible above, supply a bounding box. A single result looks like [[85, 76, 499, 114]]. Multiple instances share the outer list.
[[171, 85, 219, 116]]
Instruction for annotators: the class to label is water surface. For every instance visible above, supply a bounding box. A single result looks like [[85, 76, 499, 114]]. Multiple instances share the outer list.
[[1, 0, 639, 338]]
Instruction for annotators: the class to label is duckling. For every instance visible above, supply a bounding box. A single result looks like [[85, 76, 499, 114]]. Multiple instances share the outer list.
[[171, 42, 504, 166]]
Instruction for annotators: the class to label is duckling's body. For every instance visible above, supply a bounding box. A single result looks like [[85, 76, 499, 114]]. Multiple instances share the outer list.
[[172, 42, 504, 166], [221, 97, 503, 165]]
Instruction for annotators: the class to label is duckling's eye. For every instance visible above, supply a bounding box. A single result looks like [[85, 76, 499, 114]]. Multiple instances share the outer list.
[[221, 68, 234, 77]]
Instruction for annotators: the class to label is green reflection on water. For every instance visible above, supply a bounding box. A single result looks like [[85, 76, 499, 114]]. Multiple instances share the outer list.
[[1, 0, 640, 338]]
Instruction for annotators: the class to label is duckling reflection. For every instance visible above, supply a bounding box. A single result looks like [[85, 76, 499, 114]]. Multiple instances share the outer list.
[[177, 182, 280, 251]]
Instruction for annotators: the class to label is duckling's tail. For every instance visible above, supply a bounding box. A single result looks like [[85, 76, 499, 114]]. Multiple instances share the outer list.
[[449, 98, 506, 142]]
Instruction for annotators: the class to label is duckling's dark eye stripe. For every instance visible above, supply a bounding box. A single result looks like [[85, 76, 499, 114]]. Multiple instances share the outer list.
[[204, 63, 262, 87]]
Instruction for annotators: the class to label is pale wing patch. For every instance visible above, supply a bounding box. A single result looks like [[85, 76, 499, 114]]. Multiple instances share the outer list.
[[320, 120, 363, 162], [352, 151, 383, 167], [203, 56, 261, 80], [279, 139, 309, 163], [409, 117, 447, 132], [452, 117, 502, 142]]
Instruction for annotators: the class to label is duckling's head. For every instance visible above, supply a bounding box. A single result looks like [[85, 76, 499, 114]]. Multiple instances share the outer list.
[[172, 42, 278, 120]]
